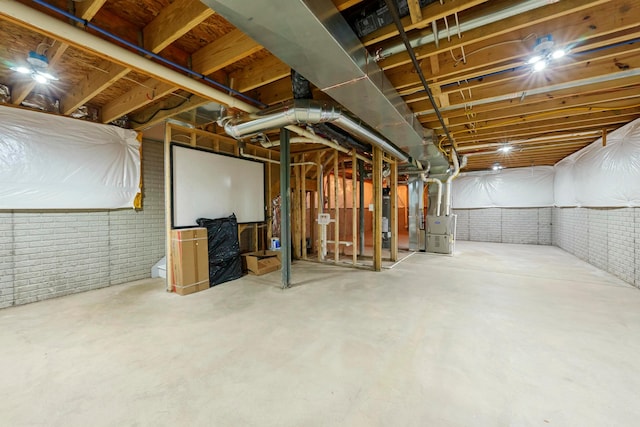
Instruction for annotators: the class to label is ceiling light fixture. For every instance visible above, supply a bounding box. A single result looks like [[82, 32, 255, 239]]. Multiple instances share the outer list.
[[527, 35, 567, 73], [10, 47, 59, 85], [498, 145, 512, 153], [492, 163, 504, 171]]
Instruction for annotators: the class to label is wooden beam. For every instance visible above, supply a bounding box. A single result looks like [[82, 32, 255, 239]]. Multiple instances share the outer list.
[[361, 0, 489, 46], [301, 160, 307, 260], [62, 62, 130, 115], [380, 0, 612, 70], [390, 160, 398, 262], [231, 53, 291, 93], [131, 96, 210, 130], [74, 0, 108, 22], [352, 151, 358, 265], [334, 151, 340, 262], [143, 0, 214, 53], [191, 30, 263, 76], [407, 0, 423, 24], [373, 147, 383, 272], [101, 78, 176, 123]]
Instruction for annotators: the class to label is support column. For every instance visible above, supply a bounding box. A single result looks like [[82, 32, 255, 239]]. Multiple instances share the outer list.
[[352, 151, 357, 265], [373, 147, 383, 271], [280, 128, 291, 288], [164, 123, 173, 292], [333, 151, 339, 263], [358, 159, 365, 256], [390, 160, 398, 261]]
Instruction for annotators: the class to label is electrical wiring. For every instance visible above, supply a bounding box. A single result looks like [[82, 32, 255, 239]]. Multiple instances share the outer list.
[[129, 95, 193, 125]]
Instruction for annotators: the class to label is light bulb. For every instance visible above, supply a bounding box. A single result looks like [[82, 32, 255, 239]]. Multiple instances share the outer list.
[[528, 55, 542, 65], [492, 164, 501, 171], [15, 66, 31, 74], [533, 60, 547, 72], [498, 145, 512, 153], [32, 73, 48, 84], [551, 49, 566, 59]]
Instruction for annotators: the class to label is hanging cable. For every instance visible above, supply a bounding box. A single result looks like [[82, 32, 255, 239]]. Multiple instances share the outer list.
[[382, 0, 455, 153]]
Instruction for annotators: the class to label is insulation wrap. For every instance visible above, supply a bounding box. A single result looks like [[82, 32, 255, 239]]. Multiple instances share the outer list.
[[0, 105, 140, 209]]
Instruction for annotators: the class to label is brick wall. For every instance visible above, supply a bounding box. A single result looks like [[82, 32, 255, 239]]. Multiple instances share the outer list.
[[553, 207, 638, 287], [0, 140, 164, 308], [453, 208, 552, 245]]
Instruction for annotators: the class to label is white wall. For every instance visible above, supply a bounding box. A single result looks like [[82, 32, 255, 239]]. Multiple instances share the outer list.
[[454, 208, 552, 245], [0, 140, 164, 308], [553, 207, 638, 287]]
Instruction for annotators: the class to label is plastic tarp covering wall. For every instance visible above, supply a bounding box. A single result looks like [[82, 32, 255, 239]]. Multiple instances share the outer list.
[[555, 118, 640, 207], [0, 105, 140, 209], [452, 166, 554, 208]]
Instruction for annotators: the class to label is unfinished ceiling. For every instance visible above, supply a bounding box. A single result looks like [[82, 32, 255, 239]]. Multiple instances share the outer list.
[[0, 0, 639, 171]]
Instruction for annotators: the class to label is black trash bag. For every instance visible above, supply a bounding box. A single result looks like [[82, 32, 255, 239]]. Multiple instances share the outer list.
[[196, 214, 242, 286]]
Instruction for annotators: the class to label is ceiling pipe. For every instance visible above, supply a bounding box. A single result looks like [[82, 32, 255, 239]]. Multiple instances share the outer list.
[[378, 0, 556, 59], [220, 100, 419, 168], [0, 0, 262, 113]]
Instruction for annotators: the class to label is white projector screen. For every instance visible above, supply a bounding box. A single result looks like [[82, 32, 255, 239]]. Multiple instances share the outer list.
[[171, 145, 265, 227]]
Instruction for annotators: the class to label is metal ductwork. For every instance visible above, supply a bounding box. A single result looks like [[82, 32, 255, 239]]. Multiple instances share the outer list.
[[221, 99, 416, 166], [201, 0, 450, 174]]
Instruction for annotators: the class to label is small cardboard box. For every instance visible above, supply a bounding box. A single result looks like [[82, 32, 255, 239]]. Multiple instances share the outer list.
[[242, 250, 282, 275], [171, 228, 210, 295]]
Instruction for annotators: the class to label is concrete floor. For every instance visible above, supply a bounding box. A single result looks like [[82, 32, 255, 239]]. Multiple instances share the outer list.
[[2, 241, 640, 426]]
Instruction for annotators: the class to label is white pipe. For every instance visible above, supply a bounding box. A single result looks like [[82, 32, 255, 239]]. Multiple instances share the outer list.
[[381, 0, 554, 58], [443, 153, 461, 216], [0, 0, 259, 114], [263, 135, 373, 164], [422, 175, 442, 217], [239, 148, 280, 164]]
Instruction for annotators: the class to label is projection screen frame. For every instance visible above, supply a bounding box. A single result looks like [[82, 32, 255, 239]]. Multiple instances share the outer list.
[[170, 143, 266, 228]]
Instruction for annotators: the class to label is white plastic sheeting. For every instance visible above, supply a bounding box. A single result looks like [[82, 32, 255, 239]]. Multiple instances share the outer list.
[[452, 166, 554, 208], [554, 118, 640, 207], [0, 105, 140, 209]]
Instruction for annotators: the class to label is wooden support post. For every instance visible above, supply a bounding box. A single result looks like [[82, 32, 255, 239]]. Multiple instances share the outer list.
[[373, 147, 383, 272], [352, 151, 357, 265], [602, 128, 607, 147], [334, 151, 340, 263], [267, 151, 273, 247], [253, 223, 259, 251], [341, 159, 347, 247], [293, 156, 302, 259], [317, 151, 323, 262], [164, 123, 174, 291], [390, 159, 398, 262], [301, 158, 307, 260]]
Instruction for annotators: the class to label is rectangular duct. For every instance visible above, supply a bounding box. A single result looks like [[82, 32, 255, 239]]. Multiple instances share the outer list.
[[202, 0, 449, 173]]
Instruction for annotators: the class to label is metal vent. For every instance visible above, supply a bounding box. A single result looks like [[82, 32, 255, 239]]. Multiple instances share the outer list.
[[201, 0, 449, 173]]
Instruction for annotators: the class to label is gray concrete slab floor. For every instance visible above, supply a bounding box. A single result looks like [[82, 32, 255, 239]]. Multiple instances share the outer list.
[[2, 241, 640, 426]]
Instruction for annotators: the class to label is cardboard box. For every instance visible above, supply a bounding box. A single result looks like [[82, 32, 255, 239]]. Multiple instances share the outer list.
[[171, 228, 210, 295], [242, 250, 281, 275]]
